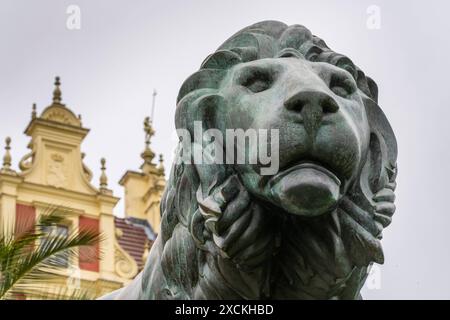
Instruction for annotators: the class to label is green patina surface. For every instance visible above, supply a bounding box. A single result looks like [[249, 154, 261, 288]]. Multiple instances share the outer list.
[[106, 20, 397, 300]]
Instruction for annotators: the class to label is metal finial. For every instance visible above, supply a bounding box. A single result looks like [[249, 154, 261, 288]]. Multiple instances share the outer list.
[[158, 154, 165, 175], [2, 137, 12, 170], [141, 117, 155, 164], [99, 158, 108, 189], [53, 76, 62, 104], [32, 103, 37, 119], [151, 89, 157, 122]]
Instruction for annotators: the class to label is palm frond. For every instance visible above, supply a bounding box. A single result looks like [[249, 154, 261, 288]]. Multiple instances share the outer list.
[[0, 209, 103, 300], [7, 269, 97, 300]]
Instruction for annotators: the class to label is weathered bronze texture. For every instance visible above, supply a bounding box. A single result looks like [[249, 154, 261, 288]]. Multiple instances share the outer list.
[[112, 20, 397, 300]]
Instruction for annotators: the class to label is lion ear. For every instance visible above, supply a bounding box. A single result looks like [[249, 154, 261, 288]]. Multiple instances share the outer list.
[[195, 94, 226, 130], [177, 93, 230, 196], [177, 70, 227, 104], [176, 92, 226, 133], [350, 95, 397, 217], [363, 97, 397, 170]]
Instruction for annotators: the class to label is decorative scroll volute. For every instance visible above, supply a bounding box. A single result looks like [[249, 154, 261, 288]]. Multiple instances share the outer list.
[[114, 235, 138, 280]]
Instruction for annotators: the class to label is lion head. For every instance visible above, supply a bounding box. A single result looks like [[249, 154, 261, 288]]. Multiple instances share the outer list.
[[122, 21, 398, 300]]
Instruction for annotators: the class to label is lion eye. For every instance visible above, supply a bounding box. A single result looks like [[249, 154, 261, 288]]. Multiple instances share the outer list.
[[330, 75, 356, 98], [239, 68, 273, 93]]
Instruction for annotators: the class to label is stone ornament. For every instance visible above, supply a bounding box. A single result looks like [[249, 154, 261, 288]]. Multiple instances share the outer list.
[[39, 77, 83, 128], [2, 137, 12, 171], [110, 20, 397, 300], [46, 153, 69, 189]]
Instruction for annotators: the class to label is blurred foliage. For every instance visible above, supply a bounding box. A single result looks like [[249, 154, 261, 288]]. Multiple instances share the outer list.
[[0, 207, 102, 300]]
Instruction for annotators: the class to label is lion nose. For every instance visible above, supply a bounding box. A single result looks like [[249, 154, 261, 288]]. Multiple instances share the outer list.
[[284, 90, 339, 114], [284, 90, 339, 137]]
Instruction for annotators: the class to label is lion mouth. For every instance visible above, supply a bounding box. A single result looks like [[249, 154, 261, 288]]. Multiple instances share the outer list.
[[267, 161, 342, 217], [268, 161, 341, 188]]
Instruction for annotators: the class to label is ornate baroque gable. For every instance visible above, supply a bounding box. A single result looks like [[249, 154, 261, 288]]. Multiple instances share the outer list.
[[41, 105, 82, 127]]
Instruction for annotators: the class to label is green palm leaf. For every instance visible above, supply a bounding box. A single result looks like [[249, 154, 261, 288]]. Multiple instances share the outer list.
[[0, 208, 102, 300]]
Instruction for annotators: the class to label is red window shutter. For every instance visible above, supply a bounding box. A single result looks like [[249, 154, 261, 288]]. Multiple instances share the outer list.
[[78, 216, 100, 272], [15, 204, 36, 237], [12, 293, 26, 300]]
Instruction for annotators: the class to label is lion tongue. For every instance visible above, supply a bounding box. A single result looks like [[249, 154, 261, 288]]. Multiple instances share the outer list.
[[270, 167, 340, 217]]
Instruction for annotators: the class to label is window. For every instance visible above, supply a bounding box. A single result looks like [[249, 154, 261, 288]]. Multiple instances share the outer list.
[[41, 224, 69, 268]]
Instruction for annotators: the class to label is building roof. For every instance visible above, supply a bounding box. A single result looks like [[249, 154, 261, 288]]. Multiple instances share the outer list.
[[114, 217, 156, 269]]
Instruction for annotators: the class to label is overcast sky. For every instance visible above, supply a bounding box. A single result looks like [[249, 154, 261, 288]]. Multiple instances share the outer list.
[[1, 0, 449, 299]]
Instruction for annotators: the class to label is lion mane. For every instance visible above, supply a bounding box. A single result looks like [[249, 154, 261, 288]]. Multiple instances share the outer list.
[[118, 21, 397, 300]]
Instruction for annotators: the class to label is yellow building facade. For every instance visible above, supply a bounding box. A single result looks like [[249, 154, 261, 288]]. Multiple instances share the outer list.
[[0, 77, 165, 298]]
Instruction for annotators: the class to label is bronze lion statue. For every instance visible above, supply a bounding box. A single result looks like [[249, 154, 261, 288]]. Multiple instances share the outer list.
[[110, 20, 397, 300]]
